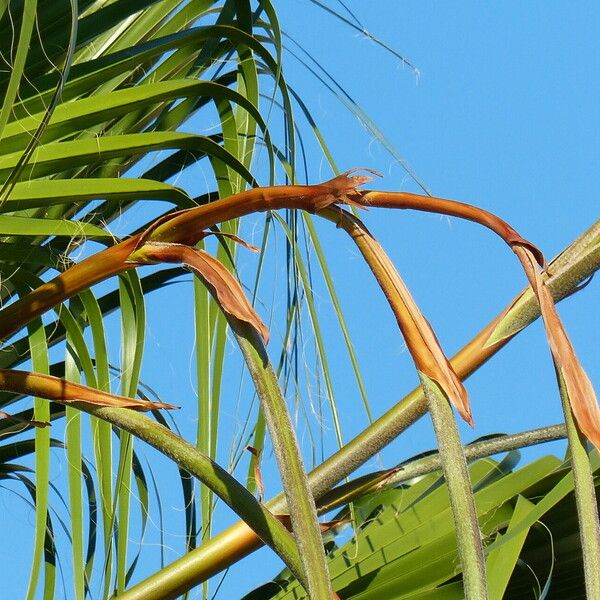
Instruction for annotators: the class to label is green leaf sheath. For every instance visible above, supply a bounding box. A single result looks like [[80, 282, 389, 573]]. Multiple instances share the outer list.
[[555, 370, 600, 599]]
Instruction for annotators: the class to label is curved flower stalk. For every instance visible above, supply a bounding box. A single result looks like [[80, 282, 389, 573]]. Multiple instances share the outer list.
[[0, 170, 454, 598], [1, 171, 465, 422], [0, 172, 375, 342], [356, 188, 600, 451], [324, 207, 471, 424]]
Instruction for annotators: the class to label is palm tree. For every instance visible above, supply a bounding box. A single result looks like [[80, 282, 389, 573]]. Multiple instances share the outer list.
[[1, 2, 599, 599]]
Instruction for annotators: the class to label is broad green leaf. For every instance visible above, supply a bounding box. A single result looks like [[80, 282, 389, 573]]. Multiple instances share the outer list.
[[17, 24, 286, 116], [2, 80, 272, 155], [0, 215, 112, 238], [264, 457, 560, 599], [1, 178, 194, 212], [0, 131, 256, 184], [116, 271, 146, 593], [25, 310, 50, 600], [487, 495, 535, 600]]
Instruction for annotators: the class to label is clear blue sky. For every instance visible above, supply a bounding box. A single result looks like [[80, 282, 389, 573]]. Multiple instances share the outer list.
[[3, 2, 599, 598]]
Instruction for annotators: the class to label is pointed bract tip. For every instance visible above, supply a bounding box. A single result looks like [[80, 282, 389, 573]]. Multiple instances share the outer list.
[[343, 167, 383, 179], [343, 168, 383, 188], [453, 399, 474, 427], [150, 402, 179, 410], [259, 323, 270, 346]]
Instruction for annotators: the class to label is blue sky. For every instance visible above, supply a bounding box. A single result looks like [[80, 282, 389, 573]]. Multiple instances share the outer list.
[[3, 2, 599, 598]]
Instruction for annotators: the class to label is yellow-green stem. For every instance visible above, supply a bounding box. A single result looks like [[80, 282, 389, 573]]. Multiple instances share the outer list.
[[232, 321, 332, 600], [72, 405, 308, 597]]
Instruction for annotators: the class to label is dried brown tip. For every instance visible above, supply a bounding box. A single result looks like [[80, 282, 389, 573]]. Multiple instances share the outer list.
[[246, 445, 265, 500], [203, 231, 260, 253], [134, 243, 270, 345], [344, 167, 384, 178], [514, 245, 600, 452], [343, 167, 383, 182]]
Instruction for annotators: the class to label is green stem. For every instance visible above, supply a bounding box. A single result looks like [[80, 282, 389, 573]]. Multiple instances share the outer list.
[[117, 423, 569, 599], [419, 373, 487, 599], [556, 370, 600, 599], [72, 405, 307, 599], [317, 423, 567, 513], [232, 321, 332, 600]]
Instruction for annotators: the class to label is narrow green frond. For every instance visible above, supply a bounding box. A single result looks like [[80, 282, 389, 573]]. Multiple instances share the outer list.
[[0, 0, 37, 141], [65, 339, 86, 600], [24, 311, 50, 600]]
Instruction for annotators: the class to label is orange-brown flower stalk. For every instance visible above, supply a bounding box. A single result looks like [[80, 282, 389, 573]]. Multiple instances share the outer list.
[[0, 172, 375, 343], [0, 369, 176, 410], [2, 171, 597, 444], [358, 190, 545, 268]]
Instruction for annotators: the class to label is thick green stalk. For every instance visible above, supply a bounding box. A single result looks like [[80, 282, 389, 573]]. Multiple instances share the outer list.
[[393, 424, 566, 483], [317, 423, 567, 513], [556, 370, 600, 599], [232, 321, 332, 600], [419, 373, 487, 599], [68, 405, 308, 599]]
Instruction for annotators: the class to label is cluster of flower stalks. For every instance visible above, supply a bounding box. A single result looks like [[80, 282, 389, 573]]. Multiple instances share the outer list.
[[1, 171, 599, 600]]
